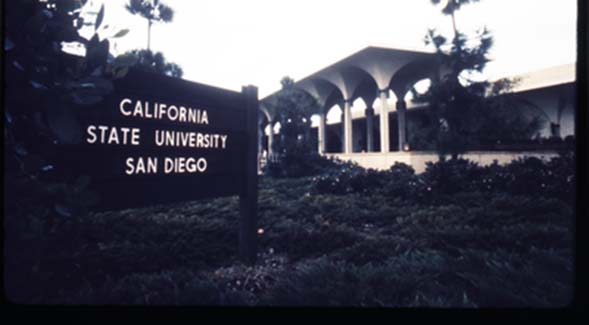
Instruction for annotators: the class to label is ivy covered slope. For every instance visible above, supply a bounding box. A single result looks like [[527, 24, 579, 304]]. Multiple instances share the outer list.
[[6, 154, 574, 307]]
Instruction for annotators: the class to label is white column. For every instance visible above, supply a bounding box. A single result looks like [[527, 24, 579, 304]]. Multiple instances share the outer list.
[[365, 107, 374, 152], [258, 118, 264, 153], [318, 112, 326, 154], [267, 122, 274, 157], [379, 90, 390, 153], [343, 99, 353, 154], [397, 99, 407, 151]]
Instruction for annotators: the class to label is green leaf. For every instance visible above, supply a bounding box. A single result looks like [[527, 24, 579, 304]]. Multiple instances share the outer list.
[[112, 29, 130, 38], [71, 93, 103, 105], [74, 175, 92, 191], [4, 37, 14, 50], [5, 111, 13, 123], [90, 66, 103, 76], [95, 4, 105, 31], [75, 17, 85, 29], [55, 203, 73, 217], [86, 38, 110, 73], [112, 53, 138, 67], [14, 144, 28, 156], [76, 190, 100, 207], [73, 76, 114, 95], [46, 107, 83, 143], [113, 66, 129, 79], [30, 80, 48, 89], [22, 154, 46, 174]]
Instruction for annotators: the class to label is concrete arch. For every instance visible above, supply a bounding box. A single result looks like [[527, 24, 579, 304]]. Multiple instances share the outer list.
[[323, 88, 344, 113], [273, 121, 282, 134], [337, 65, 379, 101], [351, 72, 378, 106], [404, 78, 432, 108], [352, 97, 367, 114], [389, 58, 439, 100], [260, 47, 440, 155], [296, 77, 343, 114], [259, 103, 273, 122], [326, 104, 343, 124]]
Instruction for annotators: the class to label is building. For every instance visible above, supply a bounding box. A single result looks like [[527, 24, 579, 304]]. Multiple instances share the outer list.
[[259, 46, 575, 172]]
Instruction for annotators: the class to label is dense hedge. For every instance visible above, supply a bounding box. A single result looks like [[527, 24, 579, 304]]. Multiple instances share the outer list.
[[311, 152, 576, 204], [264, 151, 361, 178], [5, 152, 575, 306]]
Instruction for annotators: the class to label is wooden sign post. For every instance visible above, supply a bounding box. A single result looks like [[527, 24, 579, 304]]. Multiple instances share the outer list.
[[239, 85, 258, 264], [55, 69, 259, 264]]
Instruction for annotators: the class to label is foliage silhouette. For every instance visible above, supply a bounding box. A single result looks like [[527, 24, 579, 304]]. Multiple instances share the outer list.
[[4, 0, 136, 302], [264, 77, 332, 177], [125, 0, 174, 50], [418, 0, 542, 159], [119, 49, 183, 78]]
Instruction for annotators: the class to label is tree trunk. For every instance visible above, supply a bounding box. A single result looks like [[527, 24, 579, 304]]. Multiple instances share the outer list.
[[147, 19, 152, 51], [451, 13, 458, 38]]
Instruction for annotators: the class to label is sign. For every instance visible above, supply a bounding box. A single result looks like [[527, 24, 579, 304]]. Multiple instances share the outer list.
[[57, 69, 259, 263]]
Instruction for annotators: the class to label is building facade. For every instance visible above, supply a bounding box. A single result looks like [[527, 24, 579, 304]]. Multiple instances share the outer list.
[[259, 46, 576, 172]]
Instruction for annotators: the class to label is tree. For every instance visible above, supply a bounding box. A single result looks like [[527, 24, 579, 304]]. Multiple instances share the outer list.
[[4, 0, 136, 301], [4, 0, 135, 220], [419, 0, 542, 159], [125, 0, 174, 51], [119, 49, 183, 78], [264, 77, 326, 177], [269, 77, 318, 156]]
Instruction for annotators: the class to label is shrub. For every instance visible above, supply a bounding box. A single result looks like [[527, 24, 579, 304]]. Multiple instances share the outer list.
[[380, 163, 429, 202], [421, 158, 484, 195], [310, 163, 365, 195], [260, 221, 360, 262], [502, 157, 547, 195], [259, 253, 469, 307], [265, 152, 358, 178], [312, 162, 421, 198], [482, 154, 574, 202], [543, 152, 576, 202]]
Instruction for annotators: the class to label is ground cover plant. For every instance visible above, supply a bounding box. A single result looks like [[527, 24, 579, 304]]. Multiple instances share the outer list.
[[5, 152, 575, 307]]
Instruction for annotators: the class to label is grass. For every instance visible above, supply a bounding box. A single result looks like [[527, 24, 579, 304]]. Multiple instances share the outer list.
[[5, 175, 574, 307]]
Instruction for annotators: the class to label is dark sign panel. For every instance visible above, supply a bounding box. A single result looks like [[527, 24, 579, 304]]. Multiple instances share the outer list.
[[57, 69, 253, 210]]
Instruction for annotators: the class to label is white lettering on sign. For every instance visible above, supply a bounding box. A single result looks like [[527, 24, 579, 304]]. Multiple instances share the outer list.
[[123, 156, 208, 175], [164, 157, 207, 174], [86, 125, 140, 145], [119, 98, 209, 125], [154, 130, 228, 149], [86, 98, 226, 177], [125, 157, 158, 175]]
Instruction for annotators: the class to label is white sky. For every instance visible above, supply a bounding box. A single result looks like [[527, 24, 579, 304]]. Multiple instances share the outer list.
[[91, 0, 577, 98]]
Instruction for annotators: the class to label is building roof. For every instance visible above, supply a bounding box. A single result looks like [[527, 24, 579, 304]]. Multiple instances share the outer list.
[[500, 63, 576, 93], [262, 45, 576, 124], [260, 46, 439, 121]]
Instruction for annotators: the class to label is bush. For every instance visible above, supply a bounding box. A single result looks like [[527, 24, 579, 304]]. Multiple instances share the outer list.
[[265, 151, 358, 178], [502, 157, 547, 194], [259, 253, 472, 307], [379, 163, 429, 202], [421, 158, 484, 195], [482, 154, 574, 201], [260, 219, 360, 262], [312, 162, 422, 199], [311, 154, 575, 207], [310, 163, 365, 195], [543, 152, 576, 202]]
